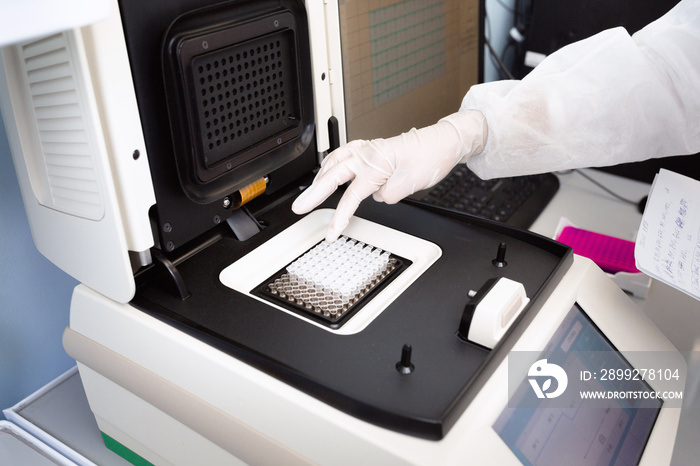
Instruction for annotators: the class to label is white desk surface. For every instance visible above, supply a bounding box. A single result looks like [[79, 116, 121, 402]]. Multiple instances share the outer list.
[[531, 168, 700, 353], [530, 169, 649, 242], [531, 169, 700, 466]]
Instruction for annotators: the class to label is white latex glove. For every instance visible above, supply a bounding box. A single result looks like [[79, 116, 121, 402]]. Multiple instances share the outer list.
[[292, 110, 487, 242]]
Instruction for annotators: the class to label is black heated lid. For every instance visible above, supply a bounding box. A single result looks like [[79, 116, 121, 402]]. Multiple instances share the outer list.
[[119, 0, 317, 251]]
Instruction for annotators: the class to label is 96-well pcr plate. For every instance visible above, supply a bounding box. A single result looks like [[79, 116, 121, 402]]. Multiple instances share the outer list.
[[254, 236, 410, 328]]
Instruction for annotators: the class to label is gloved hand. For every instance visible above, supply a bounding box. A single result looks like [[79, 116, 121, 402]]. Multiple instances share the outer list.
[[292, 110, 488, 242]]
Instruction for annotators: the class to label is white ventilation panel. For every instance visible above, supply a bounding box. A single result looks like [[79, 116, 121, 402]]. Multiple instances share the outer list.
[[17, 33, 104, 220], [0, 15, 156, 303]]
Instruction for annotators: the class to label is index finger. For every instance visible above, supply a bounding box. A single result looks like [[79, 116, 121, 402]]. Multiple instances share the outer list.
[[291, 159, 356, 214], [324, 174, 383, 242]]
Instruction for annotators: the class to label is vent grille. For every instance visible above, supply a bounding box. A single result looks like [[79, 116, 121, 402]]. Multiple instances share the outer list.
[[19, 33, 104, 220], [191, 29, 300, 168]]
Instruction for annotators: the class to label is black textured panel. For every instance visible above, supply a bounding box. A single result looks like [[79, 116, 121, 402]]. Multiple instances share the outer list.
[[192, 30, 300, 168], [167, 9, 307, 191]]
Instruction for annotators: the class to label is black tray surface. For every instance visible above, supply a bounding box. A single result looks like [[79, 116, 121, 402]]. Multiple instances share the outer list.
[[132, 192, 571, 439]]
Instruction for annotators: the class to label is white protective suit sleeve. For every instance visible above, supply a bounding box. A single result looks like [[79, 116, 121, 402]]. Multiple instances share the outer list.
[[462, 0, 700, 180]]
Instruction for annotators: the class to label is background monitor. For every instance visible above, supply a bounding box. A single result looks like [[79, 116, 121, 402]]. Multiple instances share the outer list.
[[337, 0, 484, 141]]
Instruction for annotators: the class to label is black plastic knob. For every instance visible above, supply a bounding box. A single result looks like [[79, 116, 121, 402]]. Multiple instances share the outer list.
[[396, 344, 415, 374], [492, 242, 508, 267]]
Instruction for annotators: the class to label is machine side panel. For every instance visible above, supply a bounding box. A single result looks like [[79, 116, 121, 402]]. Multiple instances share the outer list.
[[0, 32, 136, 303], [81, 0, 156, 254]]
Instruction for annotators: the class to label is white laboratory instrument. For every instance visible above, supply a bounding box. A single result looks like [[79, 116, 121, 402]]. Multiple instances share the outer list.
[[0, 0, 685, 464]]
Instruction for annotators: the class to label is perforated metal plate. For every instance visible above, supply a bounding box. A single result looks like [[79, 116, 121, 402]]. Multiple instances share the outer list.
[[164, 9, 308, 194], [192, 30, 300, 168]]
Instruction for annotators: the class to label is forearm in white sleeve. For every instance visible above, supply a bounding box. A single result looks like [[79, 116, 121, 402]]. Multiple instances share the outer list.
[[460, 0, 700, 180]]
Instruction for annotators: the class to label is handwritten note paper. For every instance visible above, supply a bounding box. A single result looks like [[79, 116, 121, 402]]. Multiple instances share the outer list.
[[635, 169, 700, 301]]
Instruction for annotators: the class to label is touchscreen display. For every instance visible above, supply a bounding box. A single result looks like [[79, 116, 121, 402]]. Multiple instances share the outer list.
[[493, 304, 662, 466]]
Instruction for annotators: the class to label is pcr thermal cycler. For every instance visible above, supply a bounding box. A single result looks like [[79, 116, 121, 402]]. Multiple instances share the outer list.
[[0, 0, 686, 464]]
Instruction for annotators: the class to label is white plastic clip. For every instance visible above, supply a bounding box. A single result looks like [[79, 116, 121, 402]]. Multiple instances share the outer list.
[[465, 277, 529, 349]]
